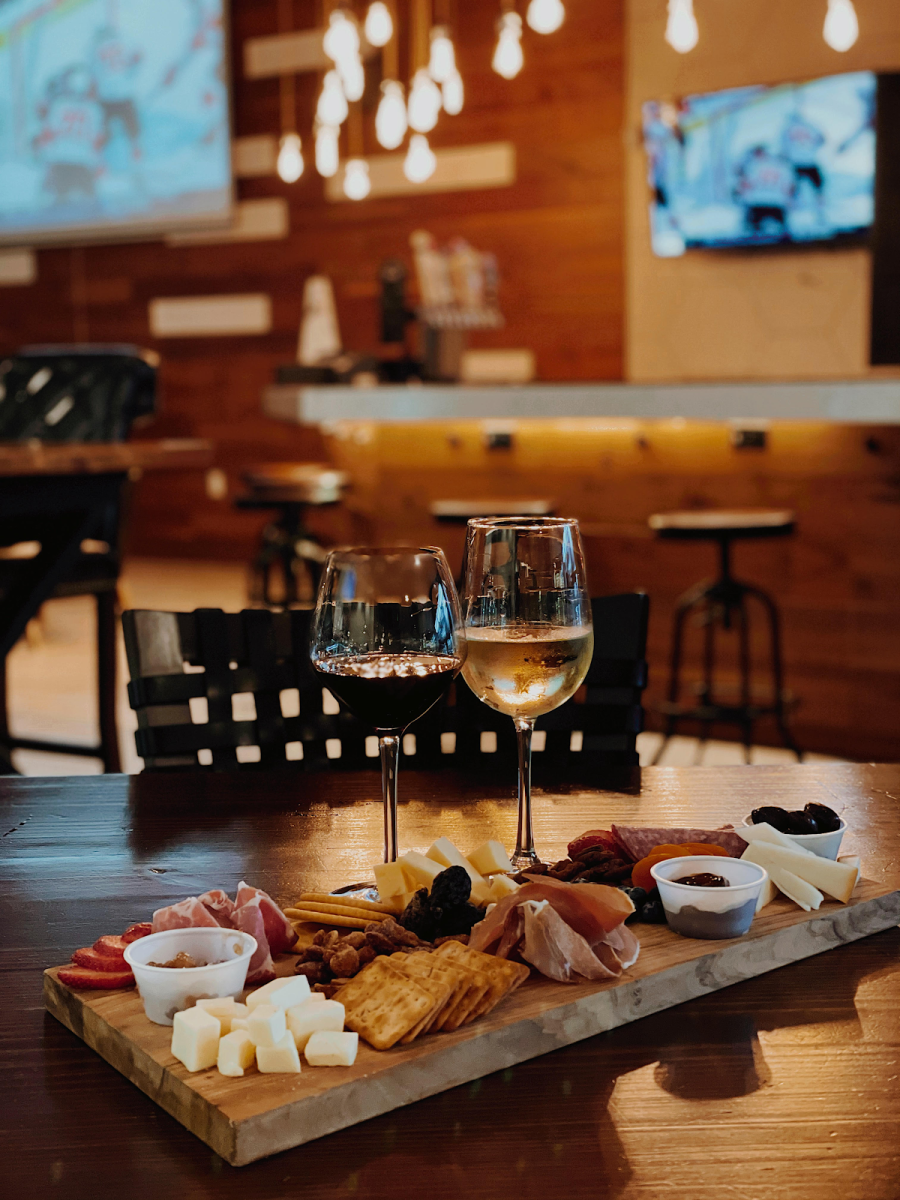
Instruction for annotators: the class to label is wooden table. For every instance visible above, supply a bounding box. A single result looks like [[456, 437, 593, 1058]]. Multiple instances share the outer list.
[[3, 764, 899, 1199]]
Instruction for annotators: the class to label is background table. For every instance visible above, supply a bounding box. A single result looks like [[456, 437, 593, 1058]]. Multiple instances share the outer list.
[[3, 764, 899, 1199]]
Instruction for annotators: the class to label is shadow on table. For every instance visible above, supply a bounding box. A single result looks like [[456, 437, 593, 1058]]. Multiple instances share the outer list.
[[31, 930, 899, 1200]]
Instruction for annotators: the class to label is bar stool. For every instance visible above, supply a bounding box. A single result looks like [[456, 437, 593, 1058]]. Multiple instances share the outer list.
[[235, 464, 347, 607], [648, 509, 801, 762]]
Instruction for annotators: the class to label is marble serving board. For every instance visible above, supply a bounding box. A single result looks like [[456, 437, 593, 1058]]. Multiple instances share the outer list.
[[43, 878, 899, 1167]]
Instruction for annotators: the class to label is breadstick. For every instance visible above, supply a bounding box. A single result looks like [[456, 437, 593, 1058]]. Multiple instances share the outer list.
[[296, 892, 397, 915], [285, 902, 389, 923], [288, 909, 373, 930]]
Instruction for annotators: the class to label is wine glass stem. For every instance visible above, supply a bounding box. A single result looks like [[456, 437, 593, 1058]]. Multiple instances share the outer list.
[[379, 734, 401, 863], [513, 717, 537, 866]]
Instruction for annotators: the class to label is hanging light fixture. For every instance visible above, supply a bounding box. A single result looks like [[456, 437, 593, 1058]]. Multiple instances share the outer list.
[[339, 54, 366, 102], [526, 0, 565, 34], [823, 0, 859, 51], [364, 1, 393, 47], [323, 8, 360, 69], [408, 67, 442, 132], [429, 26, 456, 83], [493, 10, 524, 79], [276, 131, 304, 182], [665, 0, 699, 53], [404, 133, 437, 183], [442, 69, 464, 115], [317, 69, 349, 127], [314, 123, 340, 177], [375, 79, 408, 149], [343, 158, 371, 200]]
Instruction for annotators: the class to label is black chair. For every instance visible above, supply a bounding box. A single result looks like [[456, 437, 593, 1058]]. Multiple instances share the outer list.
[[123, 594, 649, 775], [0, 346, 156, 773]]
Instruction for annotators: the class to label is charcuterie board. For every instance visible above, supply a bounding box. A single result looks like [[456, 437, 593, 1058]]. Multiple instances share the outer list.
[[43, 877, 899, 1167]]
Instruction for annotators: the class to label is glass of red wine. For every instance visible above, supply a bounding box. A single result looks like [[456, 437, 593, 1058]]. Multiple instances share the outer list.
[[310, 546, 465, 862]]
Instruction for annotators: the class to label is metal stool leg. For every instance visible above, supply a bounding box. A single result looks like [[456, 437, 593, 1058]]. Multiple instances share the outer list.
[[744, 584, 803, 761], [738, 592, 754, 763], [652, 591, 696, 764], [96, 590, 121, 774]]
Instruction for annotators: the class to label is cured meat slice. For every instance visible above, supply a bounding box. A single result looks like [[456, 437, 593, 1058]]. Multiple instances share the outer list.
[[199, 888, 236, 927], [611, 825, 747, 862], [519, 901, 637, 983], [151, 896, 220, 934], [232, 902, 276, 985], [567, 829, 634, 862], [234, 881, 297, 954], [470, 877, 634, 956]]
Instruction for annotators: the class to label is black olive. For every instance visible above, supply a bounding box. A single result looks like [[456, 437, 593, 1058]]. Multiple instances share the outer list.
[[785, 809, 819, 835], [637, 893, 667, 924], [750, 805, 793, 833], [804, 802, 842, 832]]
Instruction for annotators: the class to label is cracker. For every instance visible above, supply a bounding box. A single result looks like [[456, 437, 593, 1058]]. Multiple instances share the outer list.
[[334, 958, 435, 1051], [395, 963, 455, 1044], [297, 892, 397, 915], [435, 941, 530, 1020], [403, 959, 470, 1036]]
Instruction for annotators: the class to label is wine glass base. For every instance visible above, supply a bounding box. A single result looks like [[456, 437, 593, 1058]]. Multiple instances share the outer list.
[[509, 847, 541, 872]]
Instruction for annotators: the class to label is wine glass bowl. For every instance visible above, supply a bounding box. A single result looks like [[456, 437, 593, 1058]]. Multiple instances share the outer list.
[[461, 518, 592, 868], [311, 546, 464, 862]]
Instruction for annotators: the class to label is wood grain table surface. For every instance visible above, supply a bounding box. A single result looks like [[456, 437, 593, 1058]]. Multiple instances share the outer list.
[[2, 764, 899, 1200], [0, 438, 212, 477]]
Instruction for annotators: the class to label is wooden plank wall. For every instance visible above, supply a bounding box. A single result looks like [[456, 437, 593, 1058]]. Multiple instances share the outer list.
[[0, 0, 625, 559], [318, 418, 900, 761]]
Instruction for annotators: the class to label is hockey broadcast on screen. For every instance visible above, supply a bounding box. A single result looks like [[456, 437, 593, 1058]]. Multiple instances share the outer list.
[[0, 0, 231, 242]]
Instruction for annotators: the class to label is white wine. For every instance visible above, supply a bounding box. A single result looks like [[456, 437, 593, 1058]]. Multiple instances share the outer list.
[[461, 624, 594, 720]]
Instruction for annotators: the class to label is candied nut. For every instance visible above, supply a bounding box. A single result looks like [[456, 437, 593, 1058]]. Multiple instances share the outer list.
[[313, 983, 340, 999], [322, 930, 341, 949], [365, 928, 399, 955], [379, 917, 427, 947], [312, 929, 326, 946], [357, 944, 376, 966], [329, 945, 360, 977], [294, 960, 329, 985], [330, 977, 353, 988], [295, 945, 325, 964], [342, 931, 367, 949]]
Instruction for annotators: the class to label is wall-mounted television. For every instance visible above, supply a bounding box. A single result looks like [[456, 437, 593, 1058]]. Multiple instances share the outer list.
[[0, 0, 232, 246], [642, 70, 876, 257]]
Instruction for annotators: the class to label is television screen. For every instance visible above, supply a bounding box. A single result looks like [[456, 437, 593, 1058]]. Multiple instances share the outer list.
[[0, 0, 231, 245], [642, 70, 876, 257]]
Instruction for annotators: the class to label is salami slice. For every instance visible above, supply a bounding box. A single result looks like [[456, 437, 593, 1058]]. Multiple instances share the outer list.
[[611, 824, 747, 860]]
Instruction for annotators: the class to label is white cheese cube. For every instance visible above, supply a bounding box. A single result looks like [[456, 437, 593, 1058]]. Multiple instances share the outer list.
[[171, 1006, 220, 1072], [304, 1031, 358, 1067], [217, 1029, 256, 1077], [488, 874, 520, 904], [231, 1017, 249, 1031], [256, 1030, 302, 1073], [374, 859, 413, 900], [246, 975, 311, 1011], [286, 999, 345, 1049], [467, 840, 514, 876], [247, 1003, 287, 1047], [195, 998, 248, 1035], [398, 850, 444, 889]]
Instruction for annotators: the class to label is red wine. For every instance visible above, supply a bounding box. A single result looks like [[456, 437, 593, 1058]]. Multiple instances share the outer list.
[[314, 653, 461, 731]]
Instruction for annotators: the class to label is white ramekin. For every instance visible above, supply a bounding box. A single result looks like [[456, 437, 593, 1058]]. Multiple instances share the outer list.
[[651, 855, 768, 940], [741, 816, 846, 860], [123, 927, 257, 1026]]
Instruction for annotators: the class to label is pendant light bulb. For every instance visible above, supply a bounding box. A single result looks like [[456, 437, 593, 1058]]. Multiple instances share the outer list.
[[314, 124, 340, 177], [364, 1, 393, 47], [404, 133, 437, 184], [429, 27, 456, 84], [665, 0, 699, 54], [408, 67, 442, 133], [492, 11, 524, 80], [442, 69, 464, 116], [317, 70, 349, 127], [375, 79, 408, 150], [276, 132, 304, 183], [526, 0, 565, 35], [823, 0, 859, 51], [339, 55, 366, 103], [343, 158, 371, 201], [323, 9, 360, 69]]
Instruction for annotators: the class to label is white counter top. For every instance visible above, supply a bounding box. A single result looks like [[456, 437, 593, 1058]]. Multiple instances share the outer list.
[[262, 380, 900, 425]]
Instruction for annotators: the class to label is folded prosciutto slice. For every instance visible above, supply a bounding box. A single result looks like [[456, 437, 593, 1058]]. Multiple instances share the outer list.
[[234, 881, 297, 955], [469, 877, 639, 984], [199, 888, 235, 927], [232, 902, 276, 985], [151, 896, 220, 933]]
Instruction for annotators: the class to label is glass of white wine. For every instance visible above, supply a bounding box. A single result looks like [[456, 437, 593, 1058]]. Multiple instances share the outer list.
[[461, 517, 593, 868]]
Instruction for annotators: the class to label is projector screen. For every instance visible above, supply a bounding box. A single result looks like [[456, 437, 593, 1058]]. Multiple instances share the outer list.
[[0, 0, 232, 245], [642, 70, 876, 257]]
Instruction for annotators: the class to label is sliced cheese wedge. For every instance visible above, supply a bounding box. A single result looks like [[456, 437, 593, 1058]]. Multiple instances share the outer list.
[[743, 845, 823, 911], [743, 841, 856, 903], [838, 853, 860, 885], [754, 874, 778, 913], [741, 822, 815, 855]]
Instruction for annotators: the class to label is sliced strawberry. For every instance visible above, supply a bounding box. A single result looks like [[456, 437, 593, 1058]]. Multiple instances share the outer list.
[[58, 964, 135, 990], [122, 922, 152, 943], [92, 934, 128, 960], [72, 946, 128, 972]]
